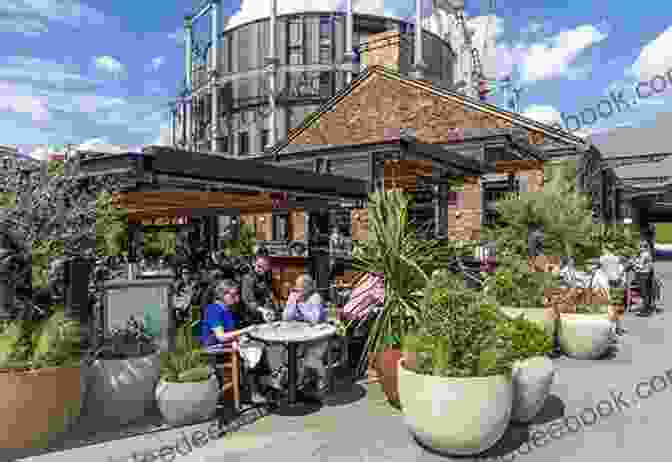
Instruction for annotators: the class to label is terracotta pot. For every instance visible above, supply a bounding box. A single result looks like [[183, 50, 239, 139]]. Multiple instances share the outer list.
[[607, 304, 625, 322], [0, 366, 83, 449], [373, 348, 403, 406]]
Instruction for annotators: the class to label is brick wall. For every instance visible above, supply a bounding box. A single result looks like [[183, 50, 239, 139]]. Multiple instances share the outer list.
[[351, 208, 368, 241], [289, 210, 306, 241], [288, 70, 513, 148], [447, 176, 482, 241]]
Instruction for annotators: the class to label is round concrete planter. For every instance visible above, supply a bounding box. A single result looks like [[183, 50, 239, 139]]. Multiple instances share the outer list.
[[398, 359, 513, 456], [558, 314, 612, 360], [0, 365, 82, 449], [83, 353, 161, 425], [511, 356, 555, 423], [155, 375, 219, 426], [500, 307, 556, 337]]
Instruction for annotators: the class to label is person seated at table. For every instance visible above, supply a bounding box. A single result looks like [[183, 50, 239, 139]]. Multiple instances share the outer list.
[[267, 274, 329, 400], [202, 279, 271, 405]]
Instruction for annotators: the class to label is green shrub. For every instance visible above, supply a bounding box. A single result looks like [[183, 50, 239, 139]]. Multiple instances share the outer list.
[[498, 314, 553, 361], [402, 272, 518, 378], [481, 252, 561, 308], [0, 308, 82, 370], [609, 288, 625, 306], [159, 323, 211, 383]]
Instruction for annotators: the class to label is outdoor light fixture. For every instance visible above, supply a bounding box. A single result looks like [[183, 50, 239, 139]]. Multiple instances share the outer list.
[[624, 218, 632, 224]]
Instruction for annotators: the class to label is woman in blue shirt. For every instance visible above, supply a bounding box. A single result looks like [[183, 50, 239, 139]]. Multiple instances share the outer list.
[[202, 279, 270, 404], [201, 279, 240, 346]]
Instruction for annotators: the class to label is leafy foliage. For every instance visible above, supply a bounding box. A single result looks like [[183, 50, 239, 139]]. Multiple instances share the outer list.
[[483, 159, 602, 268], [590, 224, 641, 260], [481, 252, 562, 307], [402, 271, 518, 378], [159, 320, 211, 383], [351, 189, 462, 358], [0, 308, 82, 370], [221, 223, 256, 257], [90, 316, 156, 360], [609, 287, 626, 306], [498, 314, 553, 361]]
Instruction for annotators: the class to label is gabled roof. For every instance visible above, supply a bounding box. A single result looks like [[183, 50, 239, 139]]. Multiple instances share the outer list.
[[269, 65, 589, 157]]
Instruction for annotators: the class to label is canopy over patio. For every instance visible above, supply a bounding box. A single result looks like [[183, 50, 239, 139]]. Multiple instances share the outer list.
[[77, 145, 370, 223]]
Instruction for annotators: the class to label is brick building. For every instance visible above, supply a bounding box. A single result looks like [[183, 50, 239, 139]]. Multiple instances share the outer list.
[[254, 32, 589, 249]]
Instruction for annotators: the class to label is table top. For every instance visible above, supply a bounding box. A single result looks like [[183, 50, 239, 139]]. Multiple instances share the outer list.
[[247, 321, 336, 344]]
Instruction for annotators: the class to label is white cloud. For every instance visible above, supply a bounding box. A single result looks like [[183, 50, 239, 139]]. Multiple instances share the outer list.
[[486, 23, 607, 83], [0, 80, 50, 123], [518, 25, 608, 82], [151, 56, 165, 71], [629, 26, 672, 82], [94, 56, 125, 76], [0, 0, 106, 33]]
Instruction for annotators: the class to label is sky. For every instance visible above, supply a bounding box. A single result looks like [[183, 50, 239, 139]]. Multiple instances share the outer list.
[[0, 0, 670, 158]]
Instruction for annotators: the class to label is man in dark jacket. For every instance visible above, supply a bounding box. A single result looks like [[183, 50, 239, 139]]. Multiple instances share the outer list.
[[240, 253, 277, 326]]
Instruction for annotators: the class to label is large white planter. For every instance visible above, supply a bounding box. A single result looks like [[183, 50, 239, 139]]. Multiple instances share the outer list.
[[558, 314, 612, 360], [500, 307, 556, 337], [83, 353, 161, 425], [155, 375, 219, 426], [511, 356, 555, 423], [398, 359, 513, 456]]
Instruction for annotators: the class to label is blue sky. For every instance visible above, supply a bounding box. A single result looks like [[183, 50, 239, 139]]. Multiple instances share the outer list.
[[0, 0, 670, 157]]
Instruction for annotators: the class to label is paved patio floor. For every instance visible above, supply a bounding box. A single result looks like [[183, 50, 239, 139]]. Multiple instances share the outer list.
[[10, 260, 672, 462]]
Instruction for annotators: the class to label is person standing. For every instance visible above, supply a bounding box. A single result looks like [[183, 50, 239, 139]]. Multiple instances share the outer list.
[[240, 252, 278, 326], [634, 236, 655, 317]]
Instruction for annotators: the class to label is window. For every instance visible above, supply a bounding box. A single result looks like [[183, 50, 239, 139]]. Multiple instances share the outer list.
[[272, 212, 289, 241], [319, 72, 331, 98], [261, 129, 270, 150], [238, 132, 249, 155], [221, 136, 229, 153]]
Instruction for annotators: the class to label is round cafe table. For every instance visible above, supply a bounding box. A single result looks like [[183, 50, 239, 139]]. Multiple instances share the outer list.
[[248, 321, 337, 406]]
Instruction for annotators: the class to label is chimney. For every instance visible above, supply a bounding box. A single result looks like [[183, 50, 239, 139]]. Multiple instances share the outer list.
[[362, 31, 405, 70], [363, 31, 433, 86]]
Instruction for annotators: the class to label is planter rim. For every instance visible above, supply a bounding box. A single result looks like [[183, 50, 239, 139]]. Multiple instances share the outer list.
[[399, 358, 509, 382], [159, 376, 216, 385], [559, 313, 610, 320]]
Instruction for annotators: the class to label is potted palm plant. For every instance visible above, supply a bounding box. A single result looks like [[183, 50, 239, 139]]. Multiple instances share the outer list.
[[398, 272, 518, 456], [155, 322, 218, 426], [350, 189, 457, 406], [83, 316, 160, 426], [0, 309, 84, 449]]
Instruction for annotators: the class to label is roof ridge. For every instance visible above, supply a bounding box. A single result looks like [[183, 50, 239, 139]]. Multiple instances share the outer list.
[[270, 64, 588, 157]]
